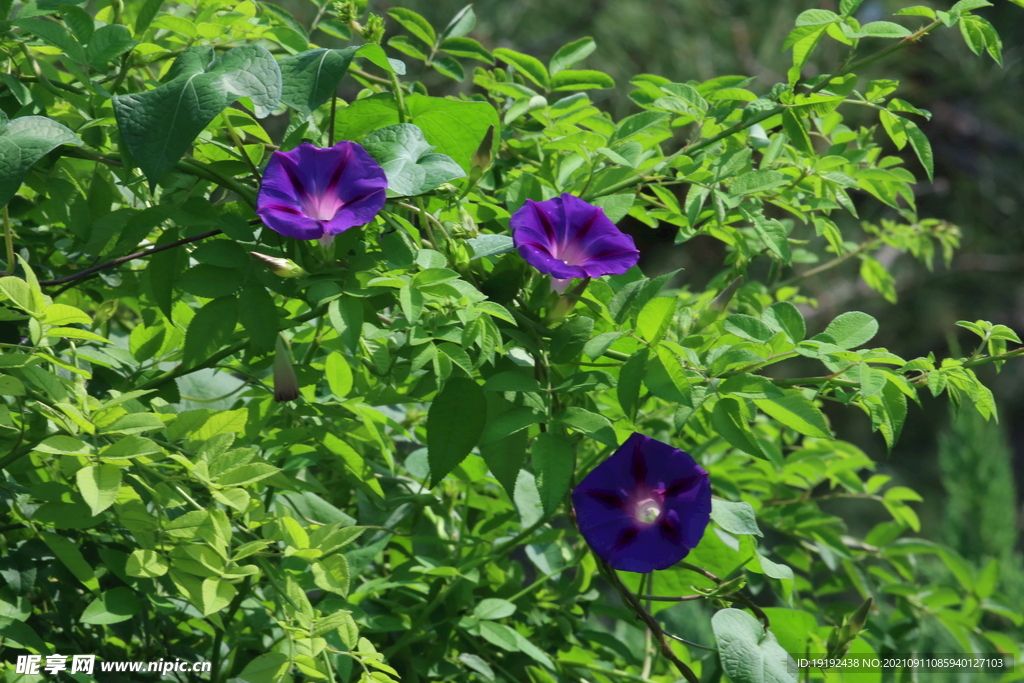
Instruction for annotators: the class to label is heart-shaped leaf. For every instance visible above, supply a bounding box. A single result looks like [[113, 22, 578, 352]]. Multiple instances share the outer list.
[[361, 123, 465, 196], [0, 113, 82, 208]]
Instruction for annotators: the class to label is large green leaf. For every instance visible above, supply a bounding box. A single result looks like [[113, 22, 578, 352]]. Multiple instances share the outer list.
[[428, 377, 487, 486], [278, 47, 359, 117], [113, 45, 281, 185], [712, 608, 797, 683], [824, 311, 878, 349], [0, 113, 82, 208], [360, 123, 465, 196], [332, 93, 499, 172], [754, 391, 831, 438], [80, 587, 140, 625], [531, 433, 574, 517], [182, 296, 239, 369], [76, 464, 122, 516], [712, 397, 766, 459]]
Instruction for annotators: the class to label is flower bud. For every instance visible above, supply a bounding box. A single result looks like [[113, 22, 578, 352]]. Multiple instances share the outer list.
[[273, 335, 300, 403], [332, 0, 357, 23], [361, 14, 385, 44], [250, 252, 309, 279]]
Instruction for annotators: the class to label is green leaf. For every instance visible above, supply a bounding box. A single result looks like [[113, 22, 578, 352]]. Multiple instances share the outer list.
[[479, 620, 521, 651], [328, 296, 363, 353], [636, 297, 676, 344], [781, 110, 813, 155], [531, 433, 574, 517], [550, 37, 596, 74], [493, 47, 550, 89], [719, 374, 783, 399], [41, 531, 99, 592], [360, 123, 465, 196], [0, 375, 25, 396], [474, 598, 517, 620], [752, 216, 792, 264], [440, 36, 493, 64], [112, 45, 281, 185], [14, 17, 88, 63], [312, 553, 350, 596], [712, 397, 766, 459], [387, 7, 436, 47], [238, 653, 291, 683], [459, 654, 495, 682], [550, 70, 615, 91], [278, 47, 359, 117], [80, 587, 140, 625], [848, 21, 913, 38], [860, 256, 897, 304], [86, 24, 137, 68], [712, 608, 797, 683], [617, 349, 648, 420], [0, 114, 82, 208], [238, 283, 278, 354], [795, 9, 839, 25], [323, 433, 384, 498], [76, 464, 121, 516], [711, 499, 763, 536], [389, 35, 429, 61], [754, 391, 831, 438], [428, 377, 487, 486], [903, 117, 934, 182], [333, 93, 499, 172], [134, 0, 164, 34], [467, 234, 514, 259], [825, 311, 878, 349], [730, 170, 791, 194], [551, 315, 594, 363], [762, 301, 805, 343], [125, 549, 168, 578], [724, 314, 774, 343], [182, 296, 238, 369], [784, 26, 828, 87], [42, 303, 91, 326], [431, 56, 465, 82], [441, 4, 476, 39], [325, 352, 353, 398], [554, 407, 617, 446]]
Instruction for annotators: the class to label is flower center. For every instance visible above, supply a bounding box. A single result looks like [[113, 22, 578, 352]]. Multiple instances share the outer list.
[[634, 497, 661, 524], [301, 193, 345, 222]]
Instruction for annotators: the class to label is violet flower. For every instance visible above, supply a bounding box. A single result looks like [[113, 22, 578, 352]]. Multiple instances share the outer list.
[[571, 433, 711, 573], [510, 193, 640, 292], [256, 141, 388, 242]]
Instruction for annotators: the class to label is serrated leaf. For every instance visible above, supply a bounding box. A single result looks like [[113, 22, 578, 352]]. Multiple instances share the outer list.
[[825, 311, 878, 349], [754, 391, 831, 438], [712, 397, 766, 459], [75, 464, 121, 516], [112, 45, 282, 185], [762, 302, 805, 343]]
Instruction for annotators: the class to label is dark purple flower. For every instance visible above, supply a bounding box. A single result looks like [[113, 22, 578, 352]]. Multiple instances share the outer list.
[[510, 193, 640, 291], [256, 141, 388, 241], [572, 433, 711, 573]]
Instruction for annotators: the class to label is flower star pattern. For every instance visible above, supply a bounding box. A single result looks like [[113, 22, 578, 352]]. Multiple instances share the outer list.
[[511, 193, 640, 292], [572, 433, 712, 573], [256, 141, 388, 241]]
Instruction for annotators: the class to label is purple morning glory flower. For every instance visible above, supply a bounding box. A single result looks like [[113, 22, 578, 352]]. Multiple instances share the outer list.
[[510, 193, 640, 291], [572, 433, 711, 573], [256, 141, 388, 241]]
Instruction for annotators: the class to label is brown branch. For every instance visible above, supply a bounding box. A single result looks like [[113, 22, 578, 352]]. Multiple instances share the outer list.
[[597, 560, 700, 683], [39, 230, 223, 287]]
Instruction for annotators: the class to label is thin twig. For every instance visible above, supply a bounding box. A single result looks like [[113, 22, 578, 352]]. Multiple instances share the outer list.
[[38, 230, 223, 287]]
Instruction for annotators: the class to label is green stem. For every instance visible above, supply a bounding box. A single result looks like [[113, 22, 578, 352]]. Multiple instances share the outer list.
[[389, 71, 408, 124], [597, 558, 700, 683], [2, 206, 13, 276]]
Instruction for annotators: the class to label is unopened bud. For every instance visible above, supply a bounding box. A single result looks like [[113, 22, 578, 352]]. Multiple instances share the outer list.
[[709, 275, 744, 313], [273, 335, 300, 403], [250, 252, 309, 279], [471, 125, 495, 172], [332, 0, 357, 23], [361, 14, 385, 44], [435, 183, 459, 197]]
